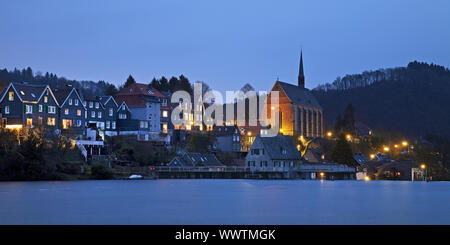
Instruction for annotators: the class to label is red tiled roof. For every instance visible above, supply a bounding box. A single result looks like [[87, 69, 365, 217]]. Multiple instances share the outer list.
[[113, 95, 147, 107], [116, 83, 167, 98]]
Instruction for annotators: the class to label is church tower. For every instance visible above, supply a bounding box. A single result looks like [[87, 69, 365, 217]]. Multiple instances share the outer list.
[[298, 50, 305, 88]]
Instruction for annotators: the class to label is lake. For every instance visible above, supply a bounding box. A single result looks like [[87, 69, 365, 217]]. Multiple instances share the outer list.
[[0, 180, 449, 225]]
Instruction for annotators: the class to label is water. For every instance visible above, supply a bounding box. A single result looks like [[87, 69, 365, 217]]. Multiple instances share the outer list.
[[0, 180, 449, 225]]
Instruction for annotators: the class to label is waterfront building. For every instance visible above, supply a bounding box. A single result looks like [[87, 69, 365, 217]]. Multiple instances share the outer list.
[[245, 134, 301, 170], [98, 95, 119, 137], [268, 51, 324, 138], [0, 83, 59, 131], [114, 83, 165, 140], [168, 152, 225, 170], [212, 125, 241, 152], [53, 87, 87, 137]]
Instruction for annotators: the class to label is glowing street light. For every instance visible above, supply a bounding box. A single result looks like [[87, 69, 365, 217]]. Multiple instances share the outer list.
[[420, 164, 426, 169], [327, 131, 333, 137], [319, 172, 325, 178], [394, 144, 398, 148], [383, 146, 390, 152], [402, 141, 408, 147], [364, 176, 370, 181], [370, 154, 375, 159]]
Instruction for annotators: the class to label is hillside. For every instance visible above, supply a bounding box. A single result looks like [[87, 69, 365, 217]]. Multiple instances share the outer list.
[[312, 61, 450, 139]]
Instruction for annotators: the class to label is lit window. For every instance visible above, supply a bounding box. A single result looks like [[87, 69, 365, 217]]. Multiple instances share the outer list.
[[65, 108, 69, 115], [77, 109, 81, 116], [20, 91, 25, 96], [44, 96, 48, 103], [162, 110, 168, 118], [8, 92, 14, 101], [26, 118, 32, 127], [62, 119, 72, 129]]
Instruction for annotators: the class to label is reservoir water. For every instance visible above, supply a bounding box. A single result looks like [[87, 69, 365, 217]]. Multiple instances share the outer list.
[[0, 179, 449, 225]]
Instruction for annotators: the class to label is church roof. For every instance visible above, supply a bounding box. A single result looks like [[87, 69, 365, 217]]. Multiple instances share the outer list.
[[275, 81, 322, 109]]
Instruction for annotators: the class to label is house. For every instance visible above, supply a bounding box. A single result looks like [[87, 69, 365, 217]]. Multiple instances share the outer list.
[[0, 83, 59, 131], [115, 101, 140, 136], [245, 134, 301, 170], [53, 87, 86, 137], [168, 152, 225, 170], [212, 125, 241, 152], [84, 96, 105, 131], [114, 83, 165, 140], [303, 148, 327, 163], [352, 153, 369, 166], [99, 96, 119, 136], [267, 51, 324, 138]]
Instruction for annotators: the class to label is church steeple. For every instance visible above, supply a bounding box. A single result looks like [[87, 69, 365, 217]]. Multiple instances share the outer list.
[[298, 50, 305, 88]]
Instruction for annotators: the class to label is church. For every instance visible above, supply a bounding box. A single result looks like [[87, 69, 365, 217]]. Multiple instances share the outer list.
[[269, 51, 324, 138]]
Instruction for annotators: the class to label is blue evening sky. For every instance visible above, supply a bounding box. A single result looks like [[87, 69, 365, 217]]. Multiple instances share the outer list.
[[1, 0, 449, 93]]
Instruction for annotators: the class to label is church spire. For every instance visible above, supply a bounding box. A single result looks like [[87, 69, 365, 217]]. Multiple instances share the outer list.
[[298, 50, 305, 88]]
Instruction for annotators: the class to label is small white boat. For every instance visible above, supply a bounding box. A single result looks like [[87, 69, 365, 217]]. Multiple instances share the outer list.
[[128, 174, 143, 180]]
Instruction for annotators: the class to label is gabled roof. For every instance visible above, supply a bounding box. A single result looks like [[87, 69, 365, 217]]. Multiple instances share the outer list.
[[253, 134, 301, 160], [272, 81, 322, 108], [212, 125, 240, 136], [99, 95, 118, 107], [353, 153, 369, 165], [53, 87, 86, 109], [116, 83, 168, 98], [0, 83, 48, 103], [169, 152, 224, 167], [0, 83, 23, 102], [117, 101, 130, 112]]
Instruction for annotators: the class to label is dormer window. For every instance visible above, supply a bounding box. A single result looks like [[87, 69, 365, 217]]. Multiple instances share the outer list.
[[20, 91, 25, 96], [8, 92, 14, 101], [31, 93, 36, 98], [147, 90, 154, 95]]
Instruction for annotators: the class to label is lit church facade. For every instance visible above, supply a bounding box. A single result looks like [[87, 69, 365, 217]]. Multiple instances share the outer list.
[[269, 51, 324, 138]]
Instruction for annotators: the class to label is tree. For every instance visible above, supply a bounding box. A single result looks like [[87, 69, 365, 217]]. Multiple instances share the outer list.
[[105, 84, 118, 96], [331, 133, 354, 166], [187, 134, 214, 153], [343, 103, 356, 134], [124, 75, 136, 88]]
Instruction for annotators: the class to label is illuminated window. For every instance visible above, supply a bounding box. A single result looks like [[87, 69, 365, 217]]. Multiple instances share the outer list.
[[44, 96, 48, 103], [47, 117, 56, 126], [8, 92, 14, 101], [162, 123, 167, 133], [65, 108, 69, 115], [62, 119, 72, 129], [162, 110, 168, 118], [77, 110, 81, 116], [26, 118, 32, 127]]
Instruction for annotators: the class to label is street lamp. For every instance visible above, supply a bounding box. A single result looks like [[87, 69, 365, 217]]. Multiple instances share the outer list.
[[327, 131, 333, 137], [383, 146, 390, 152], [402, 141, 408, 147]]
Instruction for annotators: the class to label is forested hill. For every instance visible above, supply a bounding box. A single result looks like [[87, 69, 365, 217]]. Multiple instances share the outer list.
[[312, 61, 450, 138], [0, 67, 115, 98]]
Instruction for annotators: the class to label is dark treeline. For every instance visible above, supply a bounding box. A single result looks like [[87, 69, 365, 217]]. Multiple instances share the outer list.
[[312, 61, 450, 139], [0, 67, 114, 99], [314, 61, 450, 91]]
